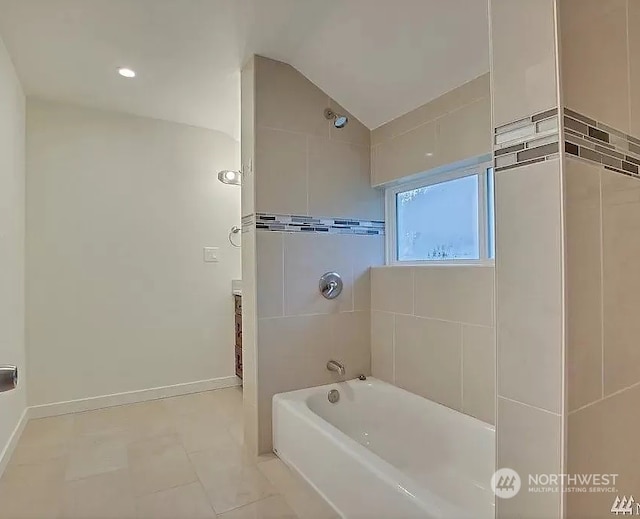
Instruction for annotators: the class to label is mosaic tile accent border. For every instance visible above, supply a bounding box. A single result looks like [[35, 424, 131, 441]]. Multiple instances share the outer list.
[[493, 108, 560, 172], [242, 213, 385, 235], [563, 108, 640, 178]]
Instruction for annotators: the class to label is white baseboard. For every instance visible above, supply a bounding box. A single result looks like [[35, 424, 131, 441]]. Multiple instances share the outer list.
[[28, 375, 241, 419], [0, 407, 29, 477]]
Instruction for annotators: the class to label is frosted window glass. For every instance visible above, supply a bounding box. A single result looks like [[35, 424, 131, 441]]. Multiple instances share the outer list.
[[396, 175, 479, 261]]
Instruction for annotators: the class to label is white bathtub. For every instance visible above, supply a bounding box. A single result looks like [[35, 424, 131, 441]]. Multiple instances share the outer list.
[[273, 377, 495, 519]]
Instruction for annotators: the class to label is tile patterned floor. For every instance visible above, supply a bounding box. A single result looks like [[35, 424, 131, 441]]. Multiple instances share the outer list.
[[0, 387, 338, 519]]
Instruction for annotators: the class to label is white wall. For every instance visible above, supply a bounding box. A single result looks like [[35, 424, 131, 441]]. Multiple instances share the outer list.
[[0, 36, 26, 464], [26, 99, 241, 406]]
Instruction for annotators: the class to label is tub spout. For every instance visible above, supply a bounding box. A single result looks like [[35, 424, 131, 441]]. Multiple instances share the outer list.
[[327, 360, 345, 376]]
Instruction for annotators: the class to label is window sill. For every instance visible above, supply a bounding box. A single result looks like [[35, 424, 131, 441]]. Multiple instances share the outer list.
[[381, 260, 495, 268]]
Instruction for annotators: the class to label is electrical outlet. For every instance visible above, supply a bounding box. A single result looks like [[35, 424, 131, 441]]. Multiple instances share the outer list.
[[203, 247, 219, 263]]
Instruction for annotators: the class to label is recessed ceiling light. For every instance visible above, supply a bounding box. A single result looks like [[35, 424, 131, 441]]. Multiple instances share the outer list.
[[117, 67, 136, 78]]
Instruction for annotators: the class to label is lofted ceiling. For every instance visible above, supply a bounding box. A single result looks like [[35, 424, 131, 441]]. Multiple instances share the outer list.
[[0, 0, 489, 140]]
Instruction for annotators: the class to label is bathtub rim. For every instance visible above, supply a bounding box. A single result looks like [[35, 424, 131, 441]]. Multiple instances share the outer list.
[[272, 377, 495, 518]]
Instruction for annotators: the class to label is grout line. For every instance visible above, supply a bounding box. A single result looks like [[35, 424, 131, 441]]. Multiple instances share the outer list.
[[257, 309, 368, 321], [410, 267, 415, 315], [460, 325, 465, 413], [599, 168, 605, 400], [627, 0, 632, 134], [497, 395, 562, 418], [391, 313, 396, 384], [569, 377, 640, 416], [281, 232, 286, 318], [488, 0, 499, 478], [384, 92, 491, 142], [371, 309, 493, 328], [305, 135, 310, 216], [554, 0, 568, 496]]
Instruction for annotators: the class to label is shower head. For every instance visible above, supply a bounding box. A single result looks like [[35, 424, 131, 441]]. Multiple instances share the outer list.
[[324, 108, 348, 129], [217, 170, 241, 185]]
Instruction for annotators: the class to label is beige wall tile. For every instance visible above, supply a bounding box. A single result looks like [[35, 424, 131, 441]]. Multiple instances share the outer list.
[[394, 314, 462, 411], [254, 312, 369, 380], [496, 397, 561, 519], [254, 56, 329, 138], [567, 384, 640, 518], [490, 0, 558, 126], [257, 315, 333, 385], [256, 232, 284, 319], [560, 0, 630, 132], [602, 170, 640, 395], [371, 74, 490, 145], [372, 119, 438, 186], [330, 311, 371, 378], [414, 266, 494, 326], [371, 311, 394, 384], [459, 74, 492, 110], [496, 160, 563, 413], [241, 229, 258, 433], [565, 158, 603, 411], [370, 144, 379, 186], [255, 127, 307, 215], [437, 97, 492, 165], [370, 266, 414, 315], [243, 401, 259, 460], [283, 233, 353, 316], [371, 83, 491, 186], [241, 58, 255, 217], [629, 0, 640, 137], [308, 136, 382, 220], [351, 235, 384, 311], [256, 312, 370, 452], [462, 325, 496, 425]]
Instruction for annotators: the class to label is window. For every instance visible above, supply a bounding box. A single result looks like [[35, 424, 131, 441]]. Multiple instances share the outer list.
[[386, 161, 495, 264]]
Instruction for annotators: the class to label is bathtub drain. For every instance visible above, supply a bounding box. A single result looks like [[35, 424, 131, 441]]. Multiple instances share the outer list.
[[328, 389, 340, 403]]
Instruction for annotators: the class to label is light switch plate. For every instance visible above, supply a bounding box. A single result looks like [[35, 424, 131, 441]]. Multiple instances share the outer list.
[[203, 247, 219, 263]]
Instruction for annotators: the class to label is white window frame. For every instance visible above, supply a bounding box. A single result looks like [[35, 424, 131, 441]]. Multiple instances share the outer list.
[[385, 158, 494, 266]]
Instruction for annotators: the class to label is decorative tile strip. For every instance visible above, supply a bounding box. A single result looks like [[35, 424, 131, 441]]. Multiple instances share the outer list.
[[563, 108, 640, 178], [493, 108, 560, 172], [245, 213, 384, 235]]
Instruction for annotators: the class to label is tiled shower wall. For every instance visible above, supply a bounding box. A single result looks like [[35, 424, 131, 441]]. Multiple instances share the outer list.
[[368, 69, 495, 425], [241, 56, 384, 455], [489, 1, 640, 517], [559, 1, 640, 516], [371, 266, 495, 425], [490, 1, 564, 517], [371, 73, 491, 186]]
